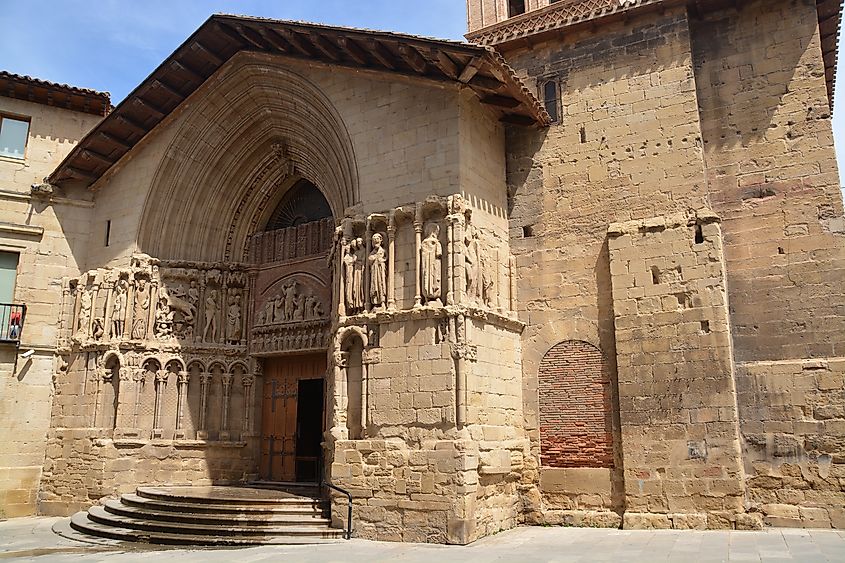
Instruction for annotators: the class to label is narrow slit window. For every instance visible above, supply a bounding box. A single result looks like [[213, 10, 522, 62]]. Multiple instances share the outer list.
[[543, 80, 559, 123], [105, 220, 111, 247], [694, 223, 704, 244]]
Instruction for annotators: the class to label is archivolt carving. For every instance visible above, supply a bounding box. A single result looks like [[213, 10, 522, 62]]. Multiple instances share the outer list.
[[137, 57, 359, 263]]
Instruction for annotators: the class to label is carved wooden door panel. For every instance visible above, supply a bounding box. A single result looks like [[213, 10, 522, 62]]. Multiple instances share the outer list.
[[260, 355, 326, 482]]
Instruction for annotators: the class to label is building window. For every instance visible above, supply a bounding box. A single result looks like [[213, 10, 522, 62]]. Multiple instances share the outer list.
[[0, 115, 30, 160], [543, 80, 559, 123], [508, 0, 526, 17]]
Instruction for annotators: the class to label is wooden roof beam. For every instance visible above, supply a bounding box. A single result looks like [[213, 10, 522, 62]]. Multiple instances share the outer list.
[[81, 147, 116, 166], [306, 32, 341, 62], [500, 113, 537, 126], [256, 27, 291, 53], [366, 40, 398, 70], [468, 74, 505, 92], [433, 51, 459, 80], [459, 56, 482, 83], [213, 21, 250, 49], [398, 44, 428, 74], [151, 79, 186, 99], [192, 41, 224, 65], [133, 97, 166, 120], [170, 59, 205, 83], [116, 114, 148, 134], [235, 23, 273, 50], [481, 94, 520, 108], [276, 28, 314, 57], [98, 131, 133, 151], [337, 36, 369, 65], [65, 165, 99, 182]]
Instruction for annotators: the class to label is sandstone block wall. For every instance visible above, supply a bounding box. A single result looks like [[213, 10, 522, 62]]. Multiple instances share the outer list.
[[0, 97, 101, 517], [608, 213, 745, 527]]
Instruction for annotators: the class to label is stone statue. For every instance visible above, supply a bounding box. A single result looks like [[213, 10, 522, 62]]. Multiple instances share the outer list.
[[227, 292, 242, 343], [369, 233, 387, 309], [305, 295, 316, 320], [91, 317, 104, 340], [131, 278, 149, 339], [284, 282, 297, 321], [343, 241, 360, 312], [313, 301, 325, 318], [421, 223, 443, 306], [480, 247, 495, 308], [203, 289, 218, 342], [465, 226, 480, 303], [111, 280, 128, 338], [353, 238, 366, 310], [294, 292, 306, 321], [155, 294, 174, 338], [77, 288, 92, 336], [272, 295, 283, 323]]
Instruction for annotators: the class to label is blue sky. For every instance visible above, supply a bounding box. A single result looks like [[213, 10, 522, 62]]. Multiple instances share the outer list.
[[2, 0, 844, 200]]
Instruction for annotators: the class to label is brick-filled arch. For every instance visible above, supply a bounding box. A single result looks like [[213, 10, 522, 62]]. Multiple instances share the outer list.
[[539, 340, 614, 468]]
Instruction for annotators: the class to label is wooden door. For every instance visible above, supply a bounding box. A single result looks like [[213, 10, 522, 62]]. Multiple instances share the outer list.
[[260, 354, 326, 482]]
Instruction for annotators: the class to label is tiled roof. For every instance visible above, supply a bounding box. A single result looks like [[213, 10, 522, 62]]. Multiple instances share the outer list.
[[0, 71, 111, 116]]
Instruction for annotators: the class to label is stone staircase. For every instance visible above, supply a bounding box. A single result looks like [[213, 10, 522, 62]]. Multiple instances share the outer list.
[[68, 485, 344, 545]]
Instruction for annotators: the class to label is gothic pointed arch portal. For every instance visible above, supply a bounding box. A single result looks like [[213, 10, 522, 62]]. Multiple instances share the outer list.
[[137, 57, 358, 263]]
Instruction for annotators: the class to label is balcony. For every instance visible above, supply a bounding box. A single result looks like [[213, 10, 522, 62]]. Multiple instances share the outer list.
[[0, 303, 26, 345]]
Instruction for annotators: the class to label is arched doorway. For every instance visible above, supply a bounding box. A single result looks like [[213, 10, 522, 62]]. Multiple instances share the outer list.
[[252, 179, 334, 483]]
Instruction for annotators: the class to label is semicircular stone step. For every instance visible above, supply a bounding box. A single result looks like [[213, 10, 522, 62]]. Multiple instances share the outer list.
[[70, 511, 342, 546], [104, 499, 331, 527], [120, 493, 327, 516], [86, 505, 344, 538], [136, 486, 321, 506]]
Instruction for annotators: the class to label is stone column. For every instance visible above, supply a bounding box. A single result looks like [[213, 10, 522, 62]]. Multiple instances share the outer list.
[[132, 367, 146, 432], [197, 371, 211, 440], [174, 370, 190, 439], [152, 369, 168, 438], [60, 279, 71, 340], [221, 277, 229, 345], [146, 281, 158, 340], [90, 279, 102, 337], [387, 213, 396, 310], [219, 372, 233, 441], [242, 374, 256, 437], [413, 204, 423, 308], [330, 350, 350, 439], [123, 280, 135, 340], [448, 206, 465, 306], [337, 241, 347, 318], [509, 256, 517, 314], [114, 366, 134, 436]]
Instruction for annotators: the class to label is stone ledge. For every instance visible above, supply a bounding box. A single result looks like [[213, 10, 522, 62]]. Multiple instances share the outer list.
[[108, 439, 248, 449]]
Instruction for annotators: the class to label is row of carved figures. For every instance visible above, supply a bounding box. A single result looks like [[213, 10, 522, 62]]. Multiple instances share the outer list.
[[338, 220, 501, 315], [69, 266, 248, 347]]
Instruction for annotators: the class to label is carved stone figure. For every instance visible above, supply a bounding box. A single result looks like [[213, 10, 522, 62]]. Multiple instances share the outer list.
[[480, 247, 495, 308], [131, 278, 149, 339], [91, 317, 104, 340], [343, 242, 360, 312], [305, 295, 316, 320], [369, 233, 387, 309], [353, 237, 366, 309], [111, 280, 128, 338], [284, 282, 297, 321], [421, 223, 443, 306], [227, 293, 242, 343], [294, 292, 306, 321], [155, 295, 174, 338], [314, 301, 325, 318], [77, 288, 92, 336], [203, 289, 218, 342], [465, 226, 480, 303]]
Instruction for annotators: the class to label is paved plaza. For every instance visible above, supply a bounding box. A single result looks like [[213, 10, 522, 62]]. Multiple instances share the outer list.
[[1, 518, 845, 562]]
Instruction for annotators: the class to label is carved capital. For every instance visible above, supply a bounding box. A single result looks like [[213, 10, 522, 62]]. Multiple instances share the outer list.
[[118, 367, 133, 381], [221, 373, 233, 389], [155, 370, 169, 384], [362, 348, 381, 365], [333, 351, 350, 368], [242, 375, 255, 388], [199, 372, 213, 385], [177, 371, 190, 385], [450, 343, 478, 361]]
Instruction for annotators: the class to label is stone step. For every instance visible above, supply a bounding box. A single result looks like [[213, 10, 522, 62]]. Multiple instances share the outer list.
[[121, 493, 327, 515], [136, 485, 323, 506], [70, 512, 343, 546], [85, 505, 343, 538], [104, 499, 331, 527]]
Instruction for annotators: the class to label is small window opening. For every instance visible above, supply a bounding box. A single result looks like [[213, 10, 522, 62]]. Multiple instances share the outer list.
[[105, 220, 111, 247], [543, 81, 558, 123], [651, 266, 660, 285], [700, 320, 711, 334], [0, 115, 30, 160], [694, 223, 704, 244], [778, 247, 785, 255], [522, 225, 534, 238], [508, 0, 526, 17], [580, 126, 587, 144]]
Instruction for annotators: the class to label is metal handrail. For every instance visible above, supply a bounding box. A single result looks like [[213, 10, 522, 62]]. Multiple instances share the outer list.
[[321, 480, 353, 540]]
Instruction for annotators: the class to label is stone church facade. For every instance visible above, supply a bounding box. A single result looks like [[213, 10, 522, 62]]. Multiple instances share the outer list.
[[0, 0, 843, 543]]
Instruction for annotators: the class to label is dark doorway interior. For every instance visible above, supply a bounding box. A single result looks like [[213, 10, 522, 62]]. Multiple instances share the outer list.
[[295, 378, 324, 482]]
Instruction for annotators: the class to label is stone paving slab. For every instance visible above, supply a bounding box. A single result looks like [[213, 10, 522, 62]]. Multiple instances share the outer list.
[[1, 518, 845, 562]]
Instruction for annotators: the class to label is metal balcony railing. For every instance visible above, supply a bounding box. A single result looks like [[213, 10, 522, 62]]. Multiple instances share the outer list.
[[0, 303, 26, 345]]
